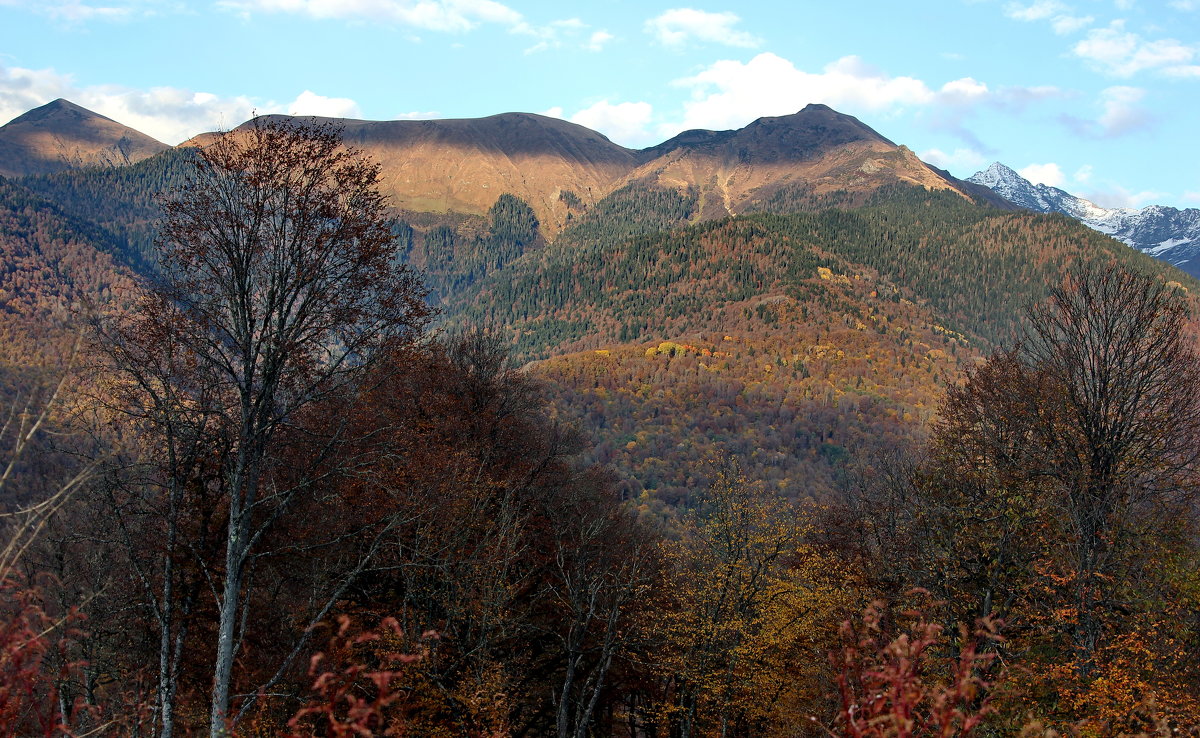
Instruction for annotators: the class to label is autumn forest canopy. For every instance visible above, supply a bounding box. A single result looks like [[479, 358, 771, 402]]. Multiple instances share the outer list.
[[3, 118, 1200, 738]]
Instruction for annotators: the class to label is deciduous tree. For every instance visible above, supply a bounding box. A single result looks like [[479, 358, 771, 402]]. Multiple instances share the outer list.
[[93, 116, 428, 737]]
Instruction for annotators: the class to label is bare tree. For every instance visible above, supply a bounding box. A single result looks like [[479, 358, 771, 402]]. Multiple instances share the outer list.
[[0, 340, 93, 583], [545, 469, 659, 738], [93, 117, 428, 737], [1022, 264, 1200, 666]]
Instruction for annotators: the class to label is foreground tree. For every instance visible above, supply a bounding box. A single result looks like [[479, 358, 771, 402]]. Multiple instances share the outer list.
[[93, 117, 428, 737], [1021, 265, 1200, 666], [834, 263, 1200, 728]]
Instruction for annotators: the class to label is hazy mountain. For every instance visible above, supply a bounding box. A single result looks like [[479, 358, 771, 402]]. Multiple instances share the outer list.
[[968, 162, 1200, 277], [0, 99, 169, 178]]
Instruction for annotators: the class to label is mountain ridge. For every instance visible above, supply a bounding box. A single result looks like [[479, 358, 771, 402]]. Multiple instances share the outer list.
[[174, 102, 989, 236]]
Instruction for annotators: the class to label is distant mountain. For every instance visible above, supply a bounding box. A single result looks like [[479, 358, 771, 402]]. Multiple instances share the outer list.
[[0, 99, 169, 178], [3, 99, 1198, 508], [968, 162, 1200, 277]]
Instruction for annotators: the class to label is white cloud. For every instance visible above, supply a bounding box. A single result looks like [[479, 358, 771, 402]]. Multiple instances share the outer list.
[[1079, 183, 1165, 208], [519, 17, 595, 53], [938, 77, 990, 104], [1003, 0, 1092, 34], [393, 110, 440, 119], [1072, 20, 1197, 76], [1004, 0, 1065, 20], [287, 90, 361, 118], [924, 80, 1046, 152], [667, 54, 932, 133], [920, 147, 988, 174], [586, 29, 614, 51], [1051, 14, 1093, 33], [0, 0, 161, 22], [1183, 191, 1200, 204], [1170, 0, 1198, 9], [218, 0, 601, 52], [1019, 162, 1066, 187], [1060, 85, 1152, 137], [1074, 164, 1094, 183], [1096, 85, 1149, 135], [548, 100, 655, 146], [1162, 64, 1200, 77], [660, 53, 1061, 152], [645, 8, 761, 49], [217, 0, 523, 32]]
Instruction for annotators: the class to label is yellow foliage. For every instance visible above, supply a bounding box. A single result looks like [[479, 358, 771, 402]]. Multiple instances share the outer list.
[[650, 467, 857, 735]]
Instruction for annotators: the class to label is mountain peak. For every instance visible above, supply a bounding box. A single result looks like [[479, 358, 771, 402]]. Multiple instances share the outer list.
[[0, 98, 168, 178], [745, 105, 895, 147], [974, 160, 1022, 182], [966, 162, 1053, 211], [8, 98, 112, 127]]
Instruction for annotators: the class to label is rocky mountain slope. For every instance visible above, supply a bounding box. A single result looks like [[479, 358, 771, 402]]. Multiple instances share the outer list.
[[0, 99, 168, 178], [968, 162, 1200, 277]]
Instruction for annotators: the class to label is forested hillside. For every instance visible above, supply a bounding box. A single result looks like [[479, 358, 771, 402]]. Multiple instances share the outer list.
[[0, 175, 134, 358], [19, 147, 197, 270], [419, 184, 1192, 506]]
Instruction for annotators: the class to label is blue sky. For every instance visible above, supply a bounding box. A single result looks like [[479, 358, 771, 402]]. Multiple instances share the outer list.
[[0, 0, 1197, 209]]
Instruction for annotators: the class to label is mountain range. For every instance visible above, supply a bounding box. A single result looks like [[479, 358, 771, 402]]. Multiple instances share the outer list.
[[11, 98, 1006, 237], [0, 97, 1194, 506], [968, 161, 1200, 277]]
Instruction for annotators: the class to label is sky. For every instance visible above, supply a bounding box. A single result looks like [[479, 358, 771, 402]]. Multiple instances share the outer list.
[[0, 0, 1197, 209]]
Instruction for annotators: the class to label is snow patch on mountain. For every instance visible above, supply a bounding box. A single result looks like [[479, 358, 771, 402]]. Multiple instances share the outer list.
[[967, 163, 1200, 278]]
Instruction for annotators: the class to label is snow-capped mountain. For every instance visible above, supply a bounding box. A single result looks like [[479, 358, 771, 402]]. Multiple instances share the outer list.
[[968, 162, 1200, 278]]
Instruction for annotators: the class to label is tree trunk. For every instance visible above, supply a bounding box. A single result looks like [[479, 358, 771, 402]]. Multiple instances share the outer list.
[[209, 522, 245, 737]]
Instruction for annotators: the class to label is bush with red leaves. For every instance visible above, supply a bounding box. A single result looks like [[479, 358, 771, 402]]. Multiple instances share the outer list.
[[0, 578, 85, 737], [829, 597, 1003, 738], [287, 616, 434, 738]]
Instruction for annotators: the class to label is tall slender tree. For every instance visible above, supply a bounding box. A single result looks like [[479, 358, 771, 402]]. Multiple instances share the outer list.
[[95, 116, 428, 737]]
